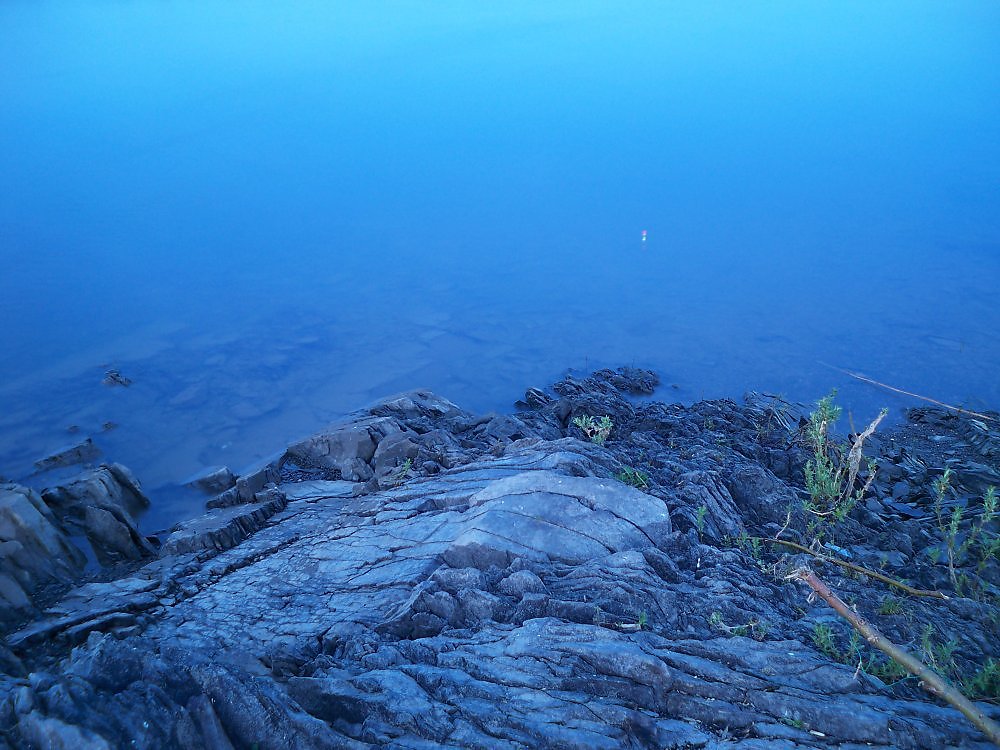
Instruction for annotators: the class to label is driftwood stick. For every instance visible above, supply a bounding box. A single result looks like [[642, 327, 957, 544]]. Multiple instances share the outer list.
[[769, 538, 949, 600], [819, 362, 998, 423], [794, 568, 1000, 746]]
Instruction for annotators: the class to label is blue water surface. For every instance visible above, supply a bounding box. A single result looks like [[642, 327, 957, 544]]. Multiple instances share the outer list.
[[2, 1, 998, 529]]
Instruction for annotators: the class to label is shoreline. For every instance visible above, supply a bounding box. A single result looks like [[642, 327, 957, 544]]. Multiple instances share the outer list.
[[6, 302, 998, 519], [1, 367, 998, 747]]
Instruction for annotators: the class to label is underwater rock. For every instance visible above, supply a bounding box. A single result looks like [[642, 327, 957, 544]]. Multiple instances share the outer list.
[[102, 369, 132, 388], [33, 437, 101, 473], [184, 466, 237, 495]]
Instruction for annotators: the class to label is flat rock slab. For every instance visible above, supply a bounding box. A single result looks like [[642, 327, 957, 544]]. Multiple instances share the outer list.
[[159, 489, 289, 556], [280, 480, 359, 502]]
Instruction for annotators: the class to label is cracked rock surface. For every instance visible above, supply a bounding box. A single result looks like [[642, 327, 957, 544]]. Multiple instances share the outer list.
[[1, 369, 998, 748]]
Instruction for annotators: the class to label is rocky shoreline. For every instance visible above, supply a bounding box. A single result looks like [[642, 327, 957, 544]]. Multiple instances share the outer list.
[[1, 367, 998, 748]]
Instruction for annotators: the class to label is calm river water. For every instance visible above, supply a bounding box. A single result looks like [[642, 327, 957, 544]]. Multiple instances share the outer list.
[[2, 2, 998, 529]]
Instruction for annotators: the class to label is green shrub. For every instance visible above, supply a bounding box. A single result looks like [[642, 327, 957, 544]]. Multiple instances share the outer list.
[[932, 473, 998, 589], [964, 658, 1000, 700], [573, 415, 614, 445], [802, 391, 886, 540]]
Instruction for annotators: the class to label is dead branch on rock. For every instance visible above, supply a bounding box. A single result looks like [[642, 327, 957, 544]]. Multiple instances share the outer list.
[[793, 567, 1000, 746], [770, 538, 949, 600]]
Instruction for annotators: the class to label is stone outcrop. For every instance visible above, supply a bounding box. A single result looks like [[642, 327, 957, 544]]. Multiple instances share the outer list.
[[0, 485, 85, 626], [183, 466, 236, 495], [206, 464, 281, 509], [0, 463, 159, 629], [41, 463, 155, 565], [1, 369, 998, 748]]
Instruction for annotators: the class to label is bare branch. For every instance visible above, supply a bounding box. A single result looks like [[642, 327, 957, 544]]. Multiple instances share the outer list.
[[794, 567, 1000, 746], [769, 538, 949, 600]]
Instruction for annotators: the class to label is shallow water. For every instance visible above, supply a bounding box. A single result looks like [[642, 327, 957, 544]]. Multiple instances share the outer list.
[[2, 2, 998, 530]]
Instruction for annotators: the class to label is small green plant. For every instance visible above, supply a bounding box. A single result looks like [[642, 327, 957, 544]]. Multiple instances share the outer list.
[[845, 627, 908, 683], [919, 624, 958, 677], [877, 595, 905, 616], [391, 458, 413, 484], [781, 716, 806, 730], [695, 504, 708, 537], [964, 658, 1000, 700], [811, 622, 908, 685], [866, 655, 909, 685], [615, 466, 649, 489], [967, 486, 997, 566], [812, 623, 839, 659], [572, 414, 614, 445], [802, 391, 886, 541], [932, 473, 998, 588], [934, 469, 959, 585], [735, 530, 763, 562], [637, 611, 648, 630], [909, 625, 999, 700]]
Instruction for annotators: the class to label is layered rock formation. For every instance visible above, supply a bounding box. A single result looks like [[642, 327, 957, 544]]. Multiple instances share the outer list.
[[1, 463, 155, 627], [1, 369, 997, 748]]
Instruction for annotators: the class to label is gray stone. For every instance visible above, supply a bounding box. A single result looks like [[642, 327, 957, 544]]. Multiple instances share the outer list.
[[371, 431, 419, 479], [18, 711, 112, 750], [83, 506, 145, 563], [0, 484, 85, 624], [206, 464, 279, 509], [161, 490, 288, 555], [431, 566, 486, 593], [42, 465, 154, 565], [484, 414, 530, 442], [279, 480, 358, 502], [184, 466, 236, 494], [234, 464, 279, 504], [457, 587, 502, 624], [498, 569, 546, 598], [368, 389, 464, 422], [43, 463, 149, 520], [285, 420, 380, 473], [340, 457, 374, 482]]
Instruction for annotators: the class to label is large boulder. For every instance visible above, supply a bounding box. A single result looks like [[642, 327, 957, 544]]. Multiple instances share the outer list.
[[0, 484, 85, 625], [41, 464, 155, 565], [285, 390, 470, 483], [284, 417, 392, 481]]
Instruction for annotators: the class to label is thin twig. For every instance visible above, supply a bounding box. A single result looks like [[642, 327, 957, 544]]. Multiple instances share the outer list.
[[819, 362, 998, 423], [844, 409, 885, 498], [774, 511, 792, 541], [794, 567, 1000, 746], [769, 538, 949, 599]]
